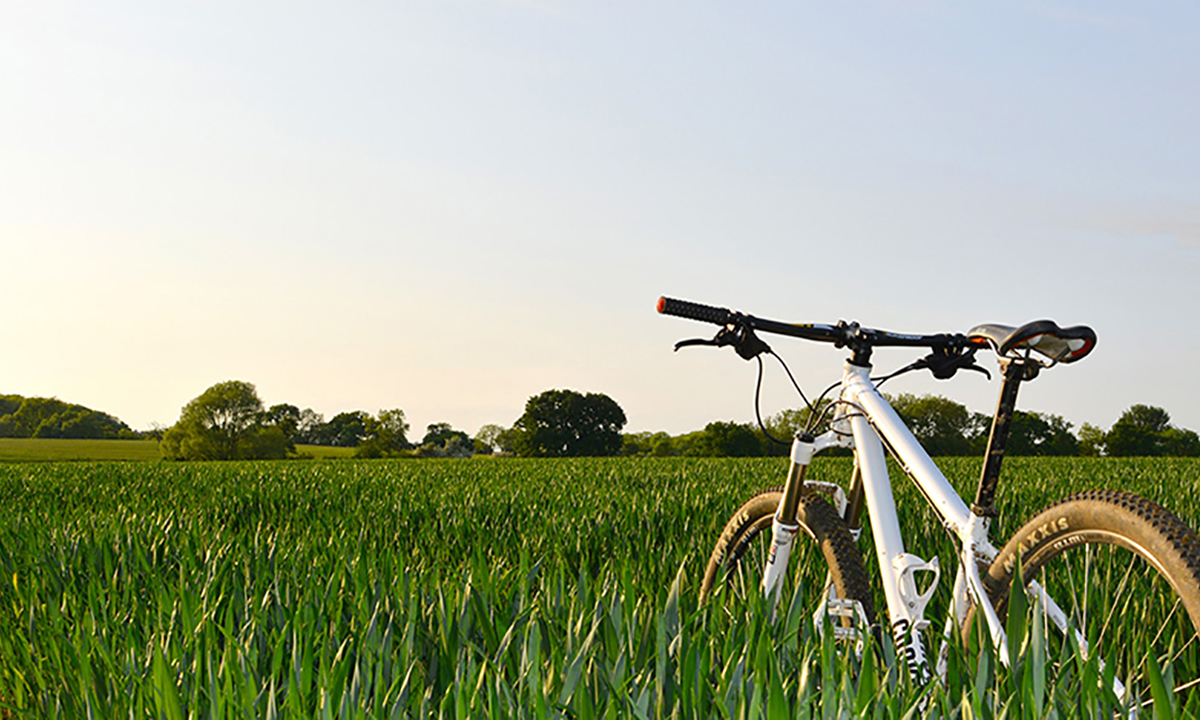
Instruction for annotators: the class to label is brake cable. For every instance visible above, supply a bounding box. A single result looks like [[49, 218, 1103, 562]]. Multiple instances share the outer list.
[[679, 321, 987, 446]]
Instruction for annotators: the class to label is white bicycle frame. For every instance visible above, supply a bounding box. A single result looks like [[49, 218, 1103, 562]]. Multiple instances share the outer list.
[[761, 360, 1094, 687]]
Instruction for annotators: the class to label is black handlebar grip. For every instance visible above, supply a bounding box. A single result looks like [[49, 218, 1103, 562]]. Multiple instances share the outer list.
[[657, 296, 734, 326]]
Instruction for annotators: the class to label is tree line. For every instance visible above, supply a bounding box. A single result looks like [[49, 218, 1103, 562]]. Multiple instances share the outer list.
[[621, 394, 1200, 458], [14, 379, 1194, 460], [0, 394, 137, 440], [157, 381, 626, 461]]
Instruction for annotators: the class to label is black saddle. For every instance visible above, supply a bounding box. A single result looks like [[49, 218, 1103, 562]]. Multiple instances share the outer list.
[[967, 320, 1096, 365]]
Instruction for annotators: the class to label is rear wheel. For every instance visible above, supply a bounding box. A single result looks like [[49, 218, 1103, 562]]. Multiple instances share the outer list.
[[700, 488, 875, 630], [981, 490, 1200, 710]]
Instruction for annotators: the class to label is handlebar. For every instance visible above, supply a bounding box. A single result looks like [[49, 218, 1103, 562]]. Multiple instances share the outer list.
[[657, 296, 971, 355]]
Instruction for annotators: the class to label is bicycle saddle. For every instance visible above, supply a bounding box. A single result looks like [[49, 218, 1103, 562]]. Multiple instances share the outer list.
[[967, 320, 1096, 364]]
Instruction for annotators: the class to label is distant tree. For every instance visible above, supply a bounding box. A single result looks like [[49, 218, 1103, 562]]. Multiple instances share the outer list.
[[376, 409, 411, 449], [1103, 405, 1200, 457], [511, 389, 626, 457], [0, 394, 132, 439], [1077, 423, 1107, 457], [473, 424, 506, 454], [761, 401, 855, 456], [621, 432, 650, 456], [413, 422, 472, 458], [684, 421, 763, 457], [313, 411, 370, 447], [669, 429, 705, 456], [1005, 411, 1077, 456], [622, 431, 676, 457], [144, 421, 170, 442], [293, 408, 325, 444], [888, 393, 987, 456], [355, 408, 413, 458], [495, 427, 519, 455], [763, 405, 832, 440], [1106, 405, 1174, 456], [0, 394, 25, 437], [160, 380, 288, 460], [1163, 427, 1200, 457], [265, 404, 302, 445], [422, 422, 465, 447]]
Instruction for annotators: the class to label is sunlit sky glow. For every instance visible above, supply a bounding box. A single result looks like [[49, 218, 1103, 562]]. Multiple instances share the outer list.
[[3, 1, 1198, 438]]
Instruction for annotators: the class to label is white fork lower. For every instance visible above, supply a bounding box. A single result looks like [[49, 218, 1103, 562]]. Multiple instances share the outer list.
[[762, 517, 799, 619]]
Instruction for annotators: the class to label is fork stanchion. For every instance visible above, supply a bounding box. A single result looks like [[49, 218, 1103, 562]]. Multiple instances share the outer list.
[[776, 433, 815, 525]]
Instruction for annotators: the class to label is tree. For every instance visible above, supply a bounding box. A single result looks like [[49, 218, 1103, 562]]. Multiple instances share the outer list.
[[0, 394, 133, 439], [317, 411, 371, 447], [495, 427, 519, 455], [684, 421, 763, 457], [622, 431, 676, 457], [1106, 405, 1173, 456], [356, 408, 412, 458], [376, 409, 411, 449], [160, 380, 288, 460], [761, 401, 855, 456], [265, 404, 301, 443], [422, 422, 468, 447], [888, 393, 987, 456], [293, 408, 325, 444], [474, 424, 506, 454], [1106, 405, 1200, 457], [415, 421, 472, 458], [1078, 423, 1106, 457], [510, 389, 626, 457], [0, 394, 21, 418], [1005, 411, 1077, 456], [1163, 427, 1200, 457]]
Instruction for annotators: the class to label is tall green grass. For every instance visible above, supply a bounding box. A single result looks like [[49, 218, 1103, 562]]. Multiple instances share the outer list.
[[1, 458, 1198, 717]]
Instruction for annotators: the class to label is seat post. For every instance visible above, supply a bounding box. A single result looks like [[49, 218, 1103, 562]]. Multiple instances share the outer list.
[[972, 358, 1037, 517]]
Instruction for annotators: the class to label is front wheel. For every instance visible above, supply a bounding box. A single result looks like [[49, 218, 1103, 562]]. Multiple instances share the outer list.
[[982, 490, 1200, 710], [699, 488, 875, 629]]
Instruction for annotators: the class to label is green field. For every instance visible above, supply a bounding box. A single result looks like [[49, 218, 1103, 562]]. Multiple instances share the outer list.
[[1, 457, 1199, 717], [294, 444, 358, 460], [0, 439, 358, 462], [0, 438, 162, 462]]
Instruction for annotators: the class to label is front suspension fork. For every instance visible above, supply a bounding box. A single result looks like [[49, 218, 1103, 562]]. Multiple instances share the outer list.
[[762, 433, 815, 614]]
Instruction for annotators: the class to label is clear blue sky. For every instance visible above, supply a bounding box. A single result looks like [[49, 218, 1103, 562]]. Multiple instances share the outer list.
[[3, 1, 1198, 438]]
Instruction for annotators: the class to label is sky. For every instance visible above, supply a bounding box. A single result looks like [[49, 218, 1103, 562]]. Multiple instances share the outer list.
[[2, 1, 1198, 440]]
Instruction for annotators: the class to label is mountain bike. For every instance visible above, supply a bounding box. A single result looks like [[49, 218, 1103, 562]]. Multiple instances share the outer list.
[[658, 296, 1200, 710]]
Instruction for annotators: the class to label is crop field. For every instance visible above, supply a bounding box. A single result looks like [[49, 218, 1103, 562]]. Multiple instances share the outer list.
[[2, 457, 1200, 718], [0, 440, 359, 463], [0, 438, 162, 463], [294, 445, 359, 461]]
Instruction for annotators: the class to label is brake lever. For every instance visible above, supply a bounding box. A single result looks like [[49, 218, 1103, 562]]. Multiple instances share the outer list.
[[673, 325, 772, 361], [960, 362, 992, 380], [674, 337, 723, 351], [918, 347, 992, 380]]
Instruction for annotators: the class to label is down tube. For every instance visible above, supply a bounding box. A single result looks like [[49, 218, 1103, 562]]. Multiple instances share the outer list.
[[846, 411, 910, 622]]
